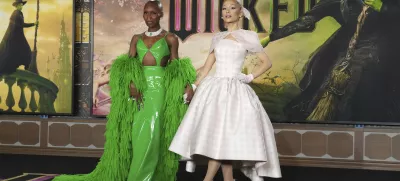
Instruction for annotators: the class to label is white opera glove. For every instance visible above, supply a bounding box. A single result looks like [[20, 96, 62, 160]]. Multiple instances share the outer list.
[[235, 73, 254, 83]]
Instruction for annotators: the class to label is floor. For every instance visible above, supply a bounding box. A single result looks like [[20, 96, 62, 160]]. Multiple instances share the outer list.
[[1, 154, 400, 181]]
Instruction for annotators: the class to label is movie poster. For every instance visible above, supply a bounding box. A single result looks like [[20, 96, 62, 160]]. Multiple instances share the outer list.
[[0, 0, 74, 115], [92, 0, 400, 124]]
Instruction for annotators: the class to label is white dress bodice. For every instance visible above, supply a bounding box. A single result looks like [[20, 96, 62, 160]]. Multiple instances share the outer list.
[[208, 29, 265, 78], [213, 39, 247, 78]]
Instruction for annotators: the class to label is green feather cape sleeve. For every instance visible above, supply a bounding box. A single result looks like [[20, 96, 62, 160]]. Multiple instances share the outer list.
[[53, 54, 147, 181], [154, 57, 196, 181]]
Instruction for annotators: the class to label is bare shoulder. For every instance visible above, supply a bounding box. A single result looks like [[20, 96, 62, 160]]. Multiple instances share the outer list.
[[165, 32, 179, 45], [131, 34, 141, 41], [130, 34, 141, 45]]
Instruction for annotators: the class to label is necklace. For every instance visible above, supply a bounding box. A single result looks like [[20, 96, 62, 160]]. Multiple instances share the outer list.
[[145, 28, 162, 37]]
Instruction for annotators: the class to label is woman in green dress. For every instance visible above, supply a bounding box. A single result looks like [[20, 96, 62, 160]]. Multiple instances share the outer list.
[[53, 1, 196, 181]]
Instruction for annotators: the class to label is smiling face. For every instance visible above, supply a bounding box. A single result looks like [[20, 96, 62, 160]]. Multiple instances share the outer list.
[[221, 0, 243, 24], [143, 2, 163, 29]]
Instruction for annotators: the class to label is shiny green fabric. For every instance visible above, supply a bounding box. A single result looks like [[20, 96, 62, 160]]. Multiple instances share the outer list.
[[127, 67, 165, 181], [52, 34, 196, 181], [154, 57, 197, 181], [136, 35, 170, 66], [127, 34, 170, 181]]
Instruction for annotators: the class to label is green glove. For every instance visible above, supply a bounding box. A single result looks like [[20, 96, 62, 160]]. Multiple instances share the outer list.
[[260, 35, 271, 48], [364, 0, 383, 12]]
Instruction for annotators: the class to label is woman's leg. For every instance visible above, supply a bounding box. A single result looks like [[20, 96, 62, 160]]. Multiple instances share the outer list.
[[203, 159, 221, 181], [127, 95, 162, 181], [127, 78, 165, 181], [221, 161, 234, 181]]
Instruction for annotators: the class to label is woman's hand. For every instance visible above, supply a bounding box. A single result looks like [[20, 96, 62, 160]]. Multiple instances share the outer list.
[[365, 0, 383, 12], [183, 84, 195, 104], [260, 35, 271, 48], [235, 73, 254, 83], [130, 82, 143, 106], [94, 97, 99, 108]]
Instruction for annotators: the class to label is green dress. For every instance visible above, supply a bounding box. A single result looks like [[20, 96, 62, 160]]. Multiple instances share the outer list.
[[127, 34, 170, 181], [52, 32, 196, 181]]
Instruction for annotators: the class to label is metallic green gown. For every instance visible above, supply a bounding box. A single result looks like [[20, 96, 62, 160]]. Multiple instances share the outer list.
[[127, 34, 170, 181]]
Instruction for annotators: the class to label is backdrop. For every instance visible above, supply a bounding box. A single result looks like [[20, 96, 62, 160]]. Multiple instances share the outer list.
[[92, 0, 400, 124], [0, 0, 74, 115]]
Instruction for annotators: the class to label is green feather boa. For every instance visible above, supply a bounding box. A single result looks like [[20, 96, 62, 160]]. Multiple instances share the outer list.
[[154, 57, 196, 181], [53, 55, 196, 181]]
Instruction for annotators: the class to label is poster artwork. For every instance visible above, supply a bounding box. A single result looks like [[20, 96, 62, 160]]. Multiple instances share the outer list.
[[92, 0, 400, 124], [0, 0, 74, 115]]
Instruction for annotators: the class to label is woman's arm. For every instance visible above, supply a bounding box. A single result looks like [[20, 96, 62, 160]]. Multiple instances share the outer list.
[[251, 52, 272, 79], [23, 22, 35, 28], [93, 76, 110, 96], [194, 52, 216, 87], [165, 33, 197, 103], [261, 0, 346, 47], [166, 33, 180, 61], [129, 35, 139, 57], [240, 31, 272, 82], [127, 35, 142, 101]]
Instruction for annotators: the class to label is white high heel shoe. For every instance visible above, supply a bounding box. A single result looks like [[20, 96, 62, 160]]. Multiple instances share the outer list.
[[241, 167, 263, 181], [186, 161, 196, 172]]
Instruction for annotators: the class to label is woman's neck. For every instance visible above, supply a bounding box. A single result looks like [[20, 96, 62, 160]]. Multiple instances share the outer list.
[[147, 25, 161, 32], [225, 22, 240, 32]]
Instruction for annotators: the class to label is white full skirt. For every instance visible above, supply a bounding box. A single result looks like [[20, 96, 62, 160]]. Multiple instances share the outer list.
[[169, 76, 282, 180]]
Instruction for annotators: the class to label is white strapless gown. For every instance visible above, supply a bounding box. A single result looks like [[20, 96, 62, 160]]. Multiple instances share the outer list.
[[169, 35, 282, 180]]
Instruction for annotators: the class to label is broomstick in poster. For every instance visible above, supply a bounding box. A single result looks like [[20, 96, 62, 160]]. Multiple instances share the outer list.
[[28, 0, 40, 74], [261, 0, 400, 122], [0, 0, 38, 75]]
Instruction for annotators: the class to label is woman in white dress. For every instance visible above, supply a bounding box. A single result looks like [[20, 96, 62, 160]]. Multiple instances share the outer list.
[[169, 0, 282, 180]]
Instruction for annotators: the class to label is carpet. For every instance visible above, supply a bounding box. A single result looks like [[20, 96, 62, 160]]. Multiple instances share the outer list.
[[2, 173, 58, 181]]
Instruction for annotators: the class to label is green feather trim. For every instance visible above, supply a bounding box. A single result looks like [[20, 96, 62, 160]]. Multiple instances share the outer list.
[[154, 57, 196, 181], [53, 54, 146, 181]]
